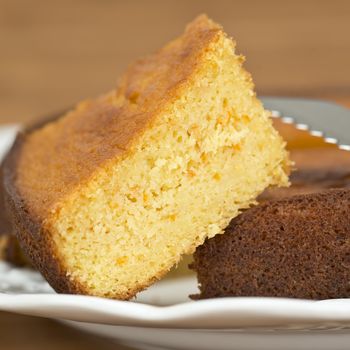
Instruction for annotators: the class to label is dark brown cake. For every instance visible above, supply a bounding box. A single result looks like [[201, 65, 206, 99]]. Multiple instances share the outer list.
[[191, 189, 350, 300]]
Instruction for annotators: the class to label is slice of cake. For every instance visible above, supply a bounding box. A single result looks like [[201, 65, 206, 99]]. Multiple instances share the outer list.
[[3, 14, 289, 299], [191, 189, 350, 300]]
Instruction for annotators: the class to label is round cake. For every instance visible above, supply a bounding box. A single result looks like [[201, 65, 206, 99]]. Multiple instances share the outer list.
[[191, 189, 350, 300]]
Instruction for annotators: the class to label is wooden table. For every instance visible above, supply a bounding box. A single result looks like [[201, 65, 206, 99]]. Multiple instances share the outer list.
[[0, 0, 349, 349]]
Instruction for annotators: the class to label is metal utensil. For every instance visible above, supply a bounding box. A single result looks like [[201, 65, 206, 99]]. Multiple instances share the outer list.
[[261, 97, 350, 151]]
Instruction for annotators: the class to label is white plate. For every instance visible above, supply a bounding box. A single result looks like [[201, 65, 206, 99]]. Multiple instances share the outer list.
[[1, 123, 350, 350], [2, 262, 350, 350]]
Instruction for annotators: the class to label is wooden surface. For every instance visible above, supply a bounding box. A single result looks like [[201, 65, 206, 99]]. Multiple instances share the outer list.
[[0, 0, 349, 124], [0, 312, 133, 350], [0, 0, 349, 349]]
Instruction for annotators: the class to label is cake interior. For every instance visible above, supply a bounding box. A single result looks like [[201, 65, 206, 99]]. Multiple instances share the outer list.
[[49, 34, 288, 298]]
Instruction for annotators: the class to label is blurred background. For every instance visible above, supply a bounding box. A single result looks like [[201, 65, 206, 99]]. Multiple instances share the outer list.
[[0, 1, 349, 349], [1, 0, 349, 125]]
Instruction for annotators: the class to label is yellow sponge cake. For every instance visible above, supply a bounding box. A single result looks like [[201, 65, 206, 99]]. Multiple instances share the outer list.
[[3, 15, 289, 299]]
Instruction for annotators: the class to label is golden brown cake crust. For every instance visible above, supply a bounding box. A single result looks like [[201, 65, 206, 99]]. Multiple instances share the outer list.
[[0, 113, 66, 267], [0, 165, 12, 239], [3, 15, 233, 298], [10, 14, 223, 222], [3, 135, 83, 294], [0, 112, 63, 268]]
